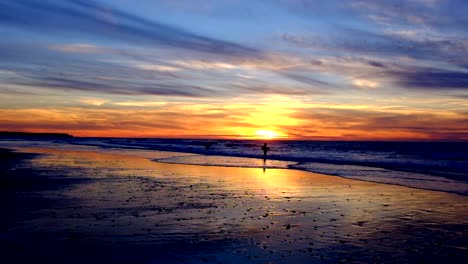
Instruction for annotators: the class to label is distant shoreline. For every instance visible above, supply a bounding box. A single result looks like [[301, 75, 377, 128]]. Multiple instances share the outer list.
[[0, 131, 73, 138]]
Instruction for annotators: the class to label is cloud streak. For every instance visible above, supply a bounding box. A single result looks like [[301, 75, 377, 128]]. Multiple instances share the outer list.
[[282, 29, 468, 67], [10, 76, 217, 97], [389, 68, 468, 90], [0, 0, 259, 57]]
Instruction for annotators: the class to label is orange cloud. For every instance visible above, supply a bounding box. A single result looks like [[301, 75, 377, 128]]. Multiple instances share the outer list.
[[1, 97, 467, 141]]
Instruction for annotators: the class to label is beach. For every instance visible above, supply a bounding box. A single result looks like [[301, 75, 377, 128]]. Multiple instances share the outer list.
[[1, 147, 467, 263]]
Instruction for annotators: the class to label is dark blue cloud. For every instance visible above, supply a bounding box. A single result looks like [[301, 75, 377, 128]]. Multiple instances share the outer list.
[[280, 0, 468, 73], [283, 28, 468, 67], [278, 72, 332, 89], [389, 68, 468, 90], [277, 0, 468, 32], [366, 60, 387, 68], [348, 0, 468, 31], [343, 27, 466, 60], [0, 0, 259, 57]]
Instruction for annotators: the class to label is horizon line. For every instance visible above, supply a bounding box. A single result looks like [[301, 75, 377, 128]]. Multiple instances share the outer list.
[[2, 131, 467, 143]]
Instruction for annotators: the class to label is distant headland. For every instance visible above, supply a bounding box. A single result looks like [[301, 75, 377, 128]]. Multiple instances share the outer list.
[[0, 131, 74, 138]]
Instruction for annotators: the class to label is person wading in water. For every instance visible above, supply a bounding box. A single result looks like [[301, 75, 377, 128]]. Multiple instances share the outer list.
[[261, 143, 270, 161]]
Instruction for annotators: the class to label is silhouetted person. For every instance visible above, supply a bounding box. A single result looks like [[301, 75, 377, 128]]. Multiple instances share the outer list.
[[204, 142, 215, 151], [261, 143, 270, 160]]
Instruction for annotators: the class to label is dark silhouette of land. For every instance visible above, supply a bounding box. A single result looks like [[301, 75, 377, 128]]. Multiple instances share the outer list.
[[0, 131, 73, 138]]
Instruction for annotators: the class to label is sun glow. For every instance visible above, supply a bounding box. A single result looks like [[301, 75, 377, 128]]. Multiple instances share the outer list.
[[255, 130, 279, 139]]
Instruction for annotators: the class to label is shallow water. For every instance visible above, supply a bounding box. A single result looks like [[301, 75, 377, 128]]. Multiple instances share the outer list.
[[1, 138, 467, 195]]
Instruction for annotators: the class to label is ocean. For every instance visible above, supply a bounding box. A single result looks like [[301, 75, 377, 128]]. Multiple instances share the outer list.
[[1, 137, 467, 195]]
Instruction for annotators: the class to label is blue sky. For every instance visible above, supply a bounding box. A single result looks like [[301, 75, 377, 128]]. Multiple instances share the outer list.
[[0, 0, 467, 140]]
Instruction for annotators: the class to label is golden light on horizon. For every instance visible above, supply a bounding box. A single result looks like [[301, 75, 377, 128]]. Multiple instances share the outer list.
[[255, 129, 279, 139]]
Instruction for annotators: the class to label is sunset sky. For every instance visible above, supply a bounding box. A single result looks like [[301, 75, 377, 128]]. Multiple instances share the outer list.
[[1, 0, 467, 140]]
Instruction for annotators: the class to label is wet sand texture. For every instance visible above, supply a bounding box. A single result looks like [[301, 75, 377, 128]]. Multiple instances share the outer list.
[[0, 148, 467, 263]]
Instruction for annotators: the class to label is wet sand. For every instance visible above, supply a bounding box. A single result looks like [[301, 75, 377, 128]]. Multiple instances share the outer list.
[[1, 147, 467, 263]]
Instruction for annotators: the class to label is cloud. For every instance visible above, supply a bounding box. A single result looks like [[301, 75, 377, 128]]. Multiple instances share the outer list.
[[0, 105, 259, 137], [1, 98, 467, 140], [350, 0, 468, 30], [236, 74, 255, 79], [279, 72, 331, 88], [0, 0, 259, 57], [282, 29, 468, 66], [281, 29, 468, 92], [278, 0, 468, 31], [230, 83, 329, 95], [0, 41, 232, 97], [78, 98, 109, 106], [286, 107, 468, 140], [0, 42, 178, 79], [279, 0, 468, 75], [48, 43, 103, 54], [10, 75, 217, 97], [113, 101, 167, 107], [172, 60, 237, 70], [0, 42, 341, 97], [352, 79, 379, 89], [388, 68, 468, 90], [136, 64, 181, 72]]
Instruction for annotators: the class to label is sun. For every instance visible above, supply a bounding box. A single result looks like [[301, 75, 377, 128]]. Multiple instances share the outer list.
[[255, 130, 279, 139]]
